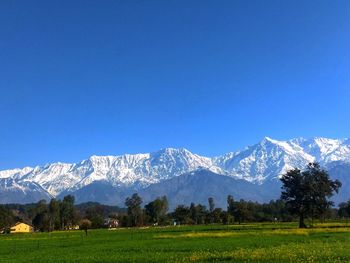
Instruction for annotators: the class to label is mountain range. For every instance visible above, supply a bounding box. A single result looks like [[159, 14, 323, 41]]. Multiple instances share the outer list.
[[1, 137, 349, 208]]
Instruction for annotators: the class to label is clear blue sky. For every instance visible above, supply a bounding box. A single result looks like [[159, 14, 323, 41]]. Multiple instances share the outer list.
[[1, 0, 350, 169]]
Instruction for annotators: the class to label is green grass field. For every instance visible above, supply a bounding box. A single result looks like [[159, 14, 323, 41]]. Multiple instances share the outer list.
[[1, 222, 350, 262]]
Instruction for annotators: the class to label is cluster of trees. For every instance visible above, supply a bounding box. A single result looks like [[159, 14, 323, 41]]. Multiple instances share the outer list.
[[31, 196, 76, 231], [170, 198, 290, 226], [121, 194, 291, 227], [119, 194, 169, 227], [0, 196, 125, 232], [0, 162, 349, 231], [0, 197, 75, 233], [120, 194, 348, 228]]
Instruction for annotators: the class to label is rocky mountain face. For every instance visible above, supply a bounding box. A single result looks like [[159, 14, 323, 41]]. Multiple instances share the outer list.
[[1, 137, 349, 207]]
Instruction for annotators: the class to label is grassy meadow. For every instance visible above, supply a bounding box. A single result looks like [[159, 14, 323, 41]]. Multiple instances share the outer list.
[[1, 222, 350, 263]]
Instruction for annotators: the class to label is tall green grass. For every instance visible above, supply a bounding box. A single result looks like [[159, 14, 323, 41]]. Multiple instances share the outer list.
[[0, 222, 349, 262]]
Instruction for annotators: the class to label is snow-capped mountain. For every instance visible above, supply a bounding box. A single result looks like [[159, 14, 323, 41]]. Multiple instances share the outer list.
[[213, 137, 316, 183], [0, 148, 221, 197], [1, 137, 349, 205]]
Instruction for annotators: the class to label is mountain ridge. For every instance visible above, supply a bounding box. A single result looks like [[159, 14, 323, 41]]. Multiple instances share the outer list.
[[1, 137, 349, 205]]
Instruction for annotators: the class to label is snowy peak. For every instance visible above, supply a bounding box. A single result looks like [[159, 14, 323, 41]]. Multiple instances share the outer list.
[[0, 166, 36, 180], [150, 147, 212, 171], [146, 147, 223, 183], [213, 137, 316, 183], [261, 136, 278, 144], [291, 137, 350, 163]]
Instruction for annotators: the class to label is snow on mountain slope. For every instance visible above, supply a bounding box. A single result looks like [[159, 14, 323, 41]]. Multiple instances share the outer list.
[[291, 137, 350, 163], [213, 137, 316, 183], [212, 151, 239, 169], [0, 167, 34, 179], [70, 154, 151, 191], [19, 163, 78, 196], [0, 178, 52, 203], [148, 148, 221, 181], [1, 137, 349, 204], [0, 148, 222, 197], [72, 148, 224, 190]]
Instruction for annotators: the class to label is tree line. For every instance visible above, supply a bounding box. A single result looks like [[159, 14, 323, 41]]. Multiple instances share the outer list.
[[120, 163, 347, 228], [1, 162, 349, 231], [0, 197, 125, 233]]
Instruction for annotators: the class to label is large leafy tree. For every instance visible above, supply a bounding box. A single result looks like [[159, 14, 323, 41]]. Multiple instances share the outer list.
[[189, 203, 207, 225], [208, 197, 215, 223], [234, 199, 251, 224], [32, 200, 50, 231], [227, 195, 235, 218], [60, 195, 76, 229], [280, 163, 341, 228], [172, 205, 191, 225], [125, 193, 143, 226], [145, 196, 168, 225], [48, 199, 61, 231]]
